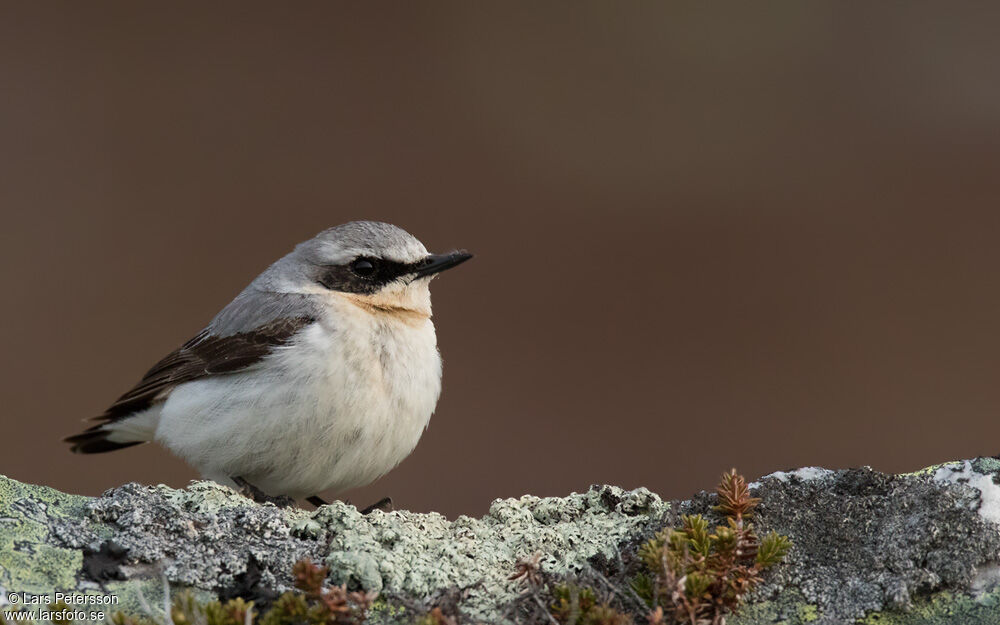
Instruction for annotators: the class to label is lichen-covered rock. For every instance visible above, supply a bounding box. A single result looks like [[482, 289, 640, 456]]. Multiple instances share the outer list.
[[0, 476, 667, 623], [2, 460, 1000, 623], [310, 487, 664, 621], [0, 477, 89, 595], [724, 459, 1000, 624]]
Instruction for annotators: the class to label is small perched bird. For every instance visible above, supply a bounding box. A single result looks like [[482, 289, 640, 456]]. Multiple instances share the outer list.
[[66, 221, 471, 507]]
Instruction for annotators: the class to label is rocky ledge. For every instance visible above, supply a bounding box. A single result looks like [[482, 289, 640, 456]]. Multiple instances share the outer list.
[[2, 459, 1000, 624]]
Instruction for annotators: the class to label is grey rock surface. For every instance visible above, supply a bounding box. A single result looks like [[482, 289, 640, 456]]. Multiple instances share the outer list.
[[727, 459, 1000, 623], [2, 459, 1000, 623]]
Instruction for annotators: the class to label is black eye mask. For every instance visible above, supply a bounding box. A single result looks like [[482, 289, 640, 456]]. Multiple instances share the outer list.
[[315, 256, 413, 294], [316, 252, 472, 294]]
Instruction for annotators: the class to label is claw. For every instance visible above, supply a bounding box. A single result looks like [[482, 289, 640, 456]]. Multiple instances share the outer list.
[[360, 496, 393, 514], [232, 476, 296, 507]]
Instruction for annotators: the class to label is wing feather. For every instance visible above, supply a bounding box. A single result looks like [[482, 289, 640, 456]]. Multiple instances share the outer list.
[[100, 316, 315, 421]]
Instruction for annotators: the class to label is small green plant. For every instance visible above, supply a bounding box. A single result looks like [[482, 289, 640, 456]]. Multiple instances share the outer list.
[[549, 584, 632, 625], [507, 552, 631, 625], [633, 469, 791, 625], [507, 469, 789, 625], [414, 606, 456, 625], [280, 559, 375, 625], [106, 558, 376, 625]]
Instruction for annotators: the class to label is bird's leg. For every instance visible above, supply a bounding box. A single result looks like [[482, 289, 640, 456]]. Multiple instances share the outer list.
[[359, 496, 393, 514], [303, 494, 392, 513], [231, 476, 296, 508], [306, 495, 328, 508]]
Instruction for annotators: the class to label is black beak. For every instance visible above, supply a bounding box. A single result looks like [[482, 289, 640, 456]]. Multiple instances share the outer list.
[[412, 251, 473, 278]]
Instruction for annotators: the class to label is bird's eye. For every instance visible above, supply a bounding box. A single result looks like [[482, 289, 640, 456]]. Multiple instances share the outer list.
[[350, 258, 377, 278]]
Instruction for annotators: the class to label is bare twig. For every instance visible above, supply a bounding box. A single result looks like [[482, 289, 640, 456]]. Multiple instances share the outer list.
[[530, 589, 561, 625], [163, 576, 174, 625], [587, 565, 647, 613]]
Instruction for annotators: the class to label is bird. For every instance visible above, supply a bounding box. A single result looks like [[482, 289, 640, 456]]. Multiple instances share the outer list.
[[65, 221, 471, 508]]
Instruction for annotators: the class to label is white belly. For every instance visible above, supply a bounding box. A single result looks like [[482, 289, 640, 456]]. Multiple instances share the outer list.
[[154, 311, 442, 498]]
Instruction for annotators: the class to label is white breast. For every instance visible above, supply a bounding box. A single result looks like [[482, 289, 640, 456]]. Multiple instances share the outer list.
[[154, 301, 442, 498]]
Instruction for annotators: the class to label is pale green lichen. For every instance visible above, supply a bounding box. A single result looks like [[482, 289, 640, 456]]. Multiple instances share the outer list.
[[904, 460, 962, 477], [797, 603, 819, 622], [311, 486, 668, 622], [0, 475, 90, 593], [730, 589, 1000, 625], [727, 590, 817, 625], [366, 597, 407, 621], [2, 544, 82, 596], [101, 579, 219, 619], [6, 461, 1000, 624], [159, 480, 257, 515], [901, 457, 1000, 479], [974, 457, 1000, 475], [860, 586, 1000, 624], [3, 475, 669, 623]]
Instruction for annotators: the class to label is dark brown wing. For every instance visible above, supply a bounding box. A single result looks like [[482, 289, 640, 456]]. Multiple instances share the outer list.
[[65, 315, 315, 453]]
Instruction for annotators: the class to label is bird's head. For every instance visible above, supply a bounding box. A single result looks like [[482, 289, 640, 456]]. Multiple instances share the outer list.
[[288, 221, 472, 317]]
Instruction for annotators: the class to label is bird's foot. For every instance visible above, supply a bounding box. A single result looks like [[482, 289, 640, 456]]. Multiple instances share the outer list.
[[360, 496, 393, 514], [232, 476, 296, 508], [302, 494, 392, 513]]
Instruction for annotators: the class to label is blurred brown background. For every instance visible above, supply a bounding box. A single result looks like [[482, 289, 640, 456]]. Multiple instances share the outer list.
[[2, 3, 1000, 518]]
